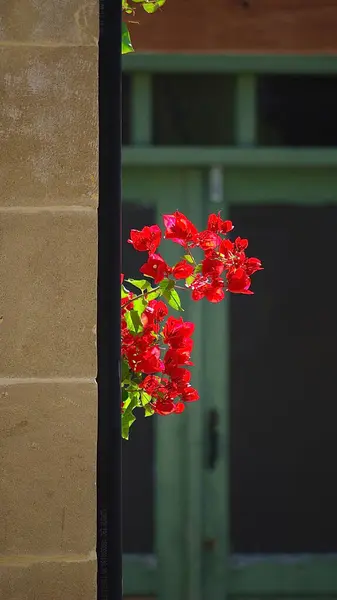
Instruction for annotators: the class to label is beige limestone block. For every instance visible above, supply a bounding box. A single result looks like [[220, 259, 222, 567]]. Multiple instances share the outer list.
[[0, 47, 97, 207], [0, 557, 96, 600], [0, 211, 97, 377], [0, 382, 96, 556], [0, 0, 98, 45]]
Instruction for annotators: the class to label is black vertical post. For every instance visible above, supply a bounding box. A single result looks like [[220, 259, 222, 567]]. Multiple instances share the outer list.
[[97, 0, 122, 598]]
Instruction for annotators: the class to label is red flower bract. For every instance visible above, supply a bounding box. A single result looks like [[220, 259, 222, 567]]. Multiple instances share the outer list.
[[140, 253, 170, 284], [128, 224, 161, 254], [202, 255, 225, 278], [181, 385, 199, 402], [140, 375, 161, 395], [153, 399, 184, 416], [138, 346, 164, 374], [227, 268, 253, 295], [163, 316, 194, 348], [207, 212, 233, 235], [190, 274, 225, 303], [195, 230, 221, 251], [172, 260, 194, 280], [163, 211, 198, 247], [245, 257, 263, 276]]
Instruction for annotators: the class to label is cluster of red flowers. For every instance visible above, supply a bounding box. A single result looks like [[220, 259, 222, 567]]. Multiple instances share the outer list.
[[121, 292, 199, 417], [129, 211, 262, 301], [121, 210, 262, 438]]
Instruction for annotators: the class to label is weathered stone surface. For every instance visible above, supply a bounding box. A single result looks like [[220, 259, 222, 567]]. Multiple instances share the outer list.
[[0, 557, 96, 600], [0, 211, 97, 377], [0, 47, 97, 207], [0, 382, 96, 556], [0, 0, 98, 45]]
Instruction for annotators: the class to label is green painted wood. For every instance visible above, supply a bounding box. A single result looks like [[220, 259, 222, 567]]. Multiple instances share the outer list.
[[131, 73, 152, 145], [122, 165, 337, 600], [154, 170, 204, 600], [183, 170, 204, 600], [123, 169, 191, 600], [123, 53, 337, 74], [123, 555, 157, 596], [219, 167, 337, 205], [202, 170, 230, 600], [123, 147, 337, 168], [229, 556, 337, 595], [235, 74, 257, 147]]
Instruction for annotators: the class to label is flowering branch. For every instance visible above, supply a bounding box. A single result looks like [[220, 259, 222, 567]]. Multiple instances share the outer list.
[[121, 211, 263, 439]]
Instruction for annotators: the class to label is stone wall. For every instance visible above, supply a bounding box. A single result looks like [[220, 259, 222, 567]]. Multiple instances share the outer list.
[[0, 2, 98, 599], [130, 0, 337, 53]]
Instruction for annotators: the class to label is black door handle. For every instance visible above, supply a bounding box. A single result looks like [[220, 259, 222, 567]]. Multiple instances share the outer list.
[[207, 409, 219, 470]]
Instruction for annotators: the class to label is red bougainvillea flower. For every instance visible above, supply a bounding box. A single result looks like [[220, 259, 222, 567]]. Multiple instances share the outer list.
[[181, 385, 200, 403], [163, 316, 194, 348], [152, 399, 185, 416], [163, 211, 198, 247], [195, 230, 221, 251], [172, 259, 194, 280], [138, 346, 164, 374], [128, 224, 161, 254], [207, 212, 233, 235], [140, 375, 161, 395], [201, 254, 225, 278], [169, 367, 192, 386], [245, 257, 263, 276], [205, 278, 225, 303], [234, 236, 249, 251], [227, 268, 253, 295], [140, 253, 170, 283], [190, 274, 225, 303], [141, 299, 168, 331], [164, 347, 193, 376]]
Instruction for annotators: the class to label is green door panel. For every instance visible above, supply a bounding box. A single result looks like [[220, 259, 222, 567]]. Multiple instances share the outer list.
[[122, 167, 205, 600], [229, 555, 337, 596], [203, 168, 337, 600], [123, 164, 337, 600]]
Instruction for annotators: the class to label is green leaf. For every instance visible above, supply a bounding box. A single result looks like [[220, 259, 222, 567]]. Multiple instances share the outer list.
[[146, 287, 162, 300], [121, 358, 130, 382], [183, 254, 194, 264], [132, 296, 147, 317], [121, 22, 134, 55], [126, 278, 151, 291], [159, 278, 174, 293], [125, 309, 143, 334], [122, 392, 139, 439], [144, 404, 155, 417], [185, 274, 195, 286], [142, 0, 166, 13], [121, 284, 129, 299], [122, 0, 134, 13], [140, 391, 152, 406], [164, 288, 183, 311]]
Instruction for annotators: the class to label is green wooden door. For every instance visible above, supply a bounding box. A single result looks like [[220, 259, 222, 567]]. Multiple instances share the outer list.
[[204, 166, 337, 600], [122, 166, 205, 600]]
